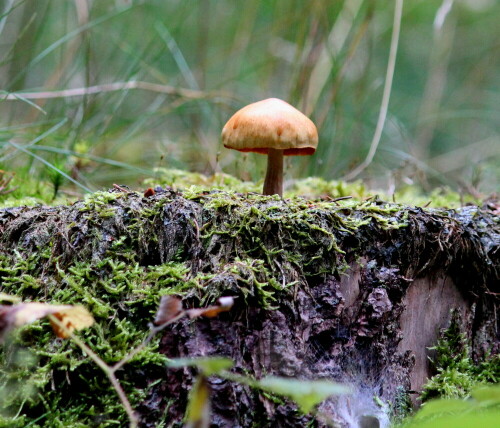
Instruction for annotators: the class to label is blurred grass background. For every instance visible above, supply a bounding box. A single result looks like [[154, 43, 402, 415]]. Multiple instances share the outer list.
[[0, 0, 498, 199]]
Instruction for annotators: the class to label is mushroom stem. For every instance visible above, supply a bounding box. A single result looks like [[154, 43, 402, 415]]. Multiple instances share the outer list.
[[263, 148, 284, 196]]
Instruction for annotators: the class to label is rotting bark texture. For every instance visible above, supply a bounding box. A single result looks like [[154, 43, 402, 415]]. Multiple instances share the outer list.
[[0, 189, 498, 428]]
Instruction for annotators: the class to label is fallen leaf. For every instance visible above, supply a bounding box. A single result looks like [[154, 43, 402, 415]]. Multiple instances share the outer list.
[[186, 296, 235, 319], [154, 295, 183, 325], [0, 303, 94, 341], [49, 306, 95, 338]]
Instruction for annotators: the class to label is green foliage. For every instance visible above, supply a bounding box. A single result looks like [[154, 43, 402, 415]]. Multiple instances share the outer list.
[[170, 356, 350, 420], [0, 183, 494, 426], [150, 168, 480, 209], [0, 248, 199, 425], [0, 172, 73, 208], [0, 165, 483, 210], [400, 385, 500, 428], [222, 371, 350, 415]]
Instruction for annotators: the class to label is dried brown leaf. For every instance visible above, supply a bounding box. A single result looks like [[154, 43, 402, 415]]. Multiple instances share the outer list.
[[48, 306, 95, 338], [186, 296, 235, 319], [154, 296, 183, 325], [0, 303, 94, 341]]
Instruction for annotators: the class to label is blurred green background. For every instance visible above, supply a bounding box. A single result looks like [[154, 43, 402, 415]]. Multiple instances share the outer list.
[[0, 0, 498, 198]]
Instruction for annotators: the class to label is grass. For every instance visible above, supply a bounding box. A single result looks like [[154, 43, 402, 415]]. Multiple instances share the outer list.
[[0, 0, 497, 200]]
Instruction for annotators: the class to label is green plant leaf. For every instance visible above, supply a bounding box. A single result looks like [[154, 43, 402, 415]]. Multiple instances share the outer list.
[[253, 376, 351, 414], [408, 410, 500, 428], [404, 385, 500, 428], [167, 356, 234, 376], [413, 398, 474, 420], [471, 384, 500, 404], [185, 375, 211, 428]]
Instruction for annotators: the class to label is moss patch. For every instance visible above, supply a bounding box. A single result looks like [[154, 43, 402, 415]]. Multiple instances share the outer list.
[[146, 168, 482, 208], [420, 310, 499, 402]]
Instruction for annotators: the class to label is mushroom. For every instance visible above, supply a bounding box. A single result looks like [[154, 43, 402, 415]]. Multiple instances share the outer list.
[[222, 98, 318, 197]]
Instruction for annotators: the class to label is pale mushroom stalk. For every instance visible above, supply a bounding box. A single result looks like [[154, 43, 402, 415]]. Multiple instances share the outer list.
[[263, 148, 284, 196]]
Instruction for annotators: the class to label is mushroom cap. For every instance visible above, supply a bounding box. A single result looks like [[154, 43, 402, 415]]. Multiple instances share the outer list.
[[222, 98, 318, 155]]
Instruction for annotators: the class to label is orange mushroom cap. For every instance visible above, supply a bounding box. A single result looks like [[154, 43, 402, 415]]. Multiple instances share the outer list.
[[222, 98, 318, 156]]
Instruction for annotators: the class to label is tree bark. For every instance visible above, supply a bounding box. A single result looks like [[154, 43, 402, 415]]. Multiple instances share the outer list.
[[0, 189, 498, 427]]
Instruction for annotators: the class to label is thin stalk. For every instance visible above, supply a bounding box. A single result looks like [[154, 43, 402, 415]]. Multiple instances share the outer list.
[[47, 310, 188, 428], [1, 80, 224, 101], [263, 149, 284, 196], [8, 141, 93, 193], [48, 315, 139, 428], [112, 312, 185, 372], [342, 0, 403, 181]]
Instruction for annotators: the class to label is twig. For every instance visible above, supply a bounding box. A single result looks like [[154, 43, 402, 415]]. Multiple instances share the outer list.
[[413, 0, 455, 163], [48, 315, 139, 428], [112, 312, 185, 372], [112, 184, 132, 193], [327, 196, 353, 203], [48, 310, 188, 427], [1, 81, 229, 101], [342, 0, 403, 181]]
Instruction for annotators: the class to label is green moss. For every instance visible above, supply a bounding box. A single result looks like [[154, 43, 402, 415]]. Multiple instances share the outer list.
[[144, 168, 261, 194], [390, 385, 414, 424], [0, 170, 76, 208], [198, 258, 294, 310], [0, 167, 481, 210], [0, 244, 198, 425], [421, 310, 499, 402], [79, 191, 125, 219], [148, 168, 481, 209]]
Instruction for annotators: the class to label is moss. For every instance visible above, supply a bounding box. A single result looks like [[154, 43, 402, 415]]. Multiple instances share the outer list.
[[420, 310, 499, 402], [0, 170, 75, 208], [0, 187, 409, 425], [144, 168, 261, 194], [0, 246, 196, 425], [0, 167, 482, 210], [148, 168, 481, 209], [198, 258, 294, 310], [390, 385, 414, 424], [77, 191, 132, 226]]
